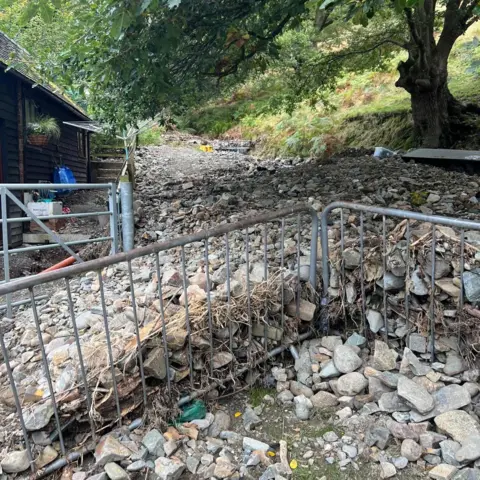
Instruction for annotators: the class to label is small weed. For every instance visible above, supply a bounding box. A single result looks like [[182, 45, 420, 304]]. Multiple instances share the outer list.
[[249, 386, 275, 407], [410, 191, 429, 206], [138, 125, 166, 146]]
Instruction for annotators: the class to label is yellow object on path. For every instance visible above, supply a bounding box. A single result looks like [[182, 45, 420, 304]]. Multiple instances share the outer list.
[[200, 145, 214, 152]]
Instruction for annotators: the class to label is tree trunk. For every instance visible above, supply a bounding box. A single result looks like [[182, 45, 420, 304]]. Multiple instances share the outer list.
[[410, 82, 451, 148], [395, 0, 473, 147]]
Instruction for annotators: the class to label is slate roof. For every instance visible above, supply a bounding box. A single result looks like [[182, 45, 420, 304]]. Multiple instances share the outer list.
[[0, 31, 88, 119]]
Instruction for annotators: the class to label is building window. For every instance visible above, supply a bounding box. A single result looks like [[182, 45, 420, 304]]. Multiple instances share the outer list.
[[24, 98, 39, 124], [78, 131, 86, 158]]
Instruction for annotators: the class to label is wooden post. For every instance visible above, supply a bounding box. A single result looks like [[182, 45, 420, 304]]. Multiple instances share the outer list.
[[17, 81, 24, 182]]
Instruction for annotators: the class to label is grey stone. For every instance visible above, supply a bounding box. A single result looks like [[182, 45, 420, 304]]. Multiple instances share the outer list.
[[398, 375, 435, 414], [409, 333, 427, 353], [380, 461, 397, 478], [463, 269, 480, 304], [456, 436, 480, 463], [104, 463, 129, 480], [1, 450, 30, 473], [154, 457, 185, 480], [333, 345, 363, 374], [443, 352, 465, 376], [367, 309, 384, 333], [337, 372, 368, 396], [243, 437, 270, 452], [360, 402, 381, 415], [387, 419, 429, 440], [294, 394, 313, 420], [127, 461, 147, 472], [342, 445, 357, 458], [453, 468, 480, 480], [277, 390, 294, 403], [208, 411, 231, 437], [393, 412, 411, 423], [410, 268, 429, 296], [86, 475, 108, 480], [434, 410, 480, 443], [163, 440, 178, 457], [323, 431, 339, 442], [144, 348, 167, 380], [410, 384, 471, 422], [369, 376, 394, 401], [401, 439, 423, 461], [142, 429, 165, 457], [243, 407, 262, 431], [464, 382, 480, 398], [378, 392, 410, 412], [95, 436, 132, 467], [374, 371, 400, 389], [400, 347, 432, 376], [319, 360, 341, 379], [321, 335, 343, 352], [440, 440, 462, 466], [186, 456, 199, 474], [365, 427, 390, 450], [429, 464, 458, 480], [343, 249, 361, 269], [289, 381, 314, 397], [393, 457, 409, 469], [425, 454, 442, 465], [346, 333, 367, 347], [377, 272, 405, 291], [372, 340, 397, 371], [24, 402, 55, 431], [311, 391, 339, 409]]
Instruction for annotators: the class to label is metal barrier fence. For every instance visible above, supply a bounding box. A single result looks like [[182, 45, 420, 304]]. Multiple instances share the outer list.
[[319, 201, 480, 359], [0, 183, 119, 316], [0, 204, 317, 476]]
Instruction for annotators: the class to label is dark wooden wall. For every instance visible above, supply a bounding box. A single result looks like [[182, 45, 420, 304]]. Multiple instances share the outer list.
[[0, 70, 22, 247], [0, 66, 89, 248], [24, 87, 88, 184]]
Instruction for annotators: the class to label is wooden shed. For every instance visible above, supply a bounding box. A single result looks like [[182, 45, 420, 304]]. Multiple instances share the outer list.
[[0, 31, 91, 247]]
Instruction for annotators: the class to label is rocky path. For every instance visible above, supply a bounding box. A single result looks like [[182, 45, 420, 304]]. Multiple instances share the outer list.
[[134, 144, 480, 244], [2, 142, 480, 480]]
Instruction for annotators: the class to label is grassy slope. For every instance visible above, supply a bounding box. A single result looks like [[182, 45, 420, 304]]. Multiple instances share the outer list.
[[172, 24, 480, 157]]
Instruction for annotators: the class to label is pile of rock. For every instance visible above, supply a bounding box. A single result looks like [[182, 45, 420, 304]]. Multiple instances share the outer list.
[[0, 246, 316, 468], [324, 217, 480, 350], [271, 332, 480, 479], [0, 401, 300, 479]]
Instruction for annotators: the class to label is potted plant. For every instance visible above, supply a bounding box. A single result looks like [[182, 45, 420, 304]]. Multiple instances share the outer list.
[[27, 116, 61, 147]]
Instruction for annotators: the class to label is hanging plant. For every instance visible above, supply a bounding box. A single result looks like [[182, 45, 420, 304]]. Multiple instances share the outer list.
[[27, 116, 61, 147]]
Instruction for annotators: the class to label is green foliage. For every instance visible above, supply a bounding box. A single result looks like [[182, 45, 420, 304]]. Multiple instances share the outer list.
[[410, 191, 428, 206], [26, 115, 61, 139], [138, 125, 166, 146]]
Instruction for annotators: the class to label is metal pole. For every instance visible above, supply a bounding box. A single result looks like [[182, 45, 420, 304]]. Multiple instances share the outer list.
[[119, 181, 134, 252], [1, 187, 11, 317], [309, 211, 319, 288], [109, 183, 119, 254]]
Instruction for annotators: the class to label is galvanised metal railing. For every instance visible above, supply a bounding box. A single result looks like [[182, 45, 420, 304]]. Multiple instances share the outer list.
[[319, 202, 480, 359], [0, 204, 318, 477], [0, 183, 119, 316]]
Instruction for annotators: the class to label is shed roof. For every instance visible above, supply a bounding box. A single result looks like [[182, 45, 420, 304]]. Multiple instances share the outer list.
[[0, 31, 89, 120]]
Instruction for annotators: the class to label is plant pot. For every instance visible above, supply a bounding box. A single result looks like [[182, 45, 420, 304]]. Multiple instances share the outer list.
[[27, 134, 50, 147]]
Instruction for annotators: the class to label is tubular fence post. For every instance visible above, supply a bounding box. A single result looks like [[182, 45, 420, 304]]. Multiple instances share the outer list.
[[109, 183, 119, 254], [309, 210, 319, 288], [319, 209, 330, 332], [1, 187, 12, 317], [120, 181, 134, 252]]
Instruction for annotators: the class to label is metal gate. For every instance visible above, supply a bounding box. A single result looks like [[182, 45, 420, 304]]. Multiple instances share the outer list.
[[0, 204, 318, 476], [319, 202, 480, 358]]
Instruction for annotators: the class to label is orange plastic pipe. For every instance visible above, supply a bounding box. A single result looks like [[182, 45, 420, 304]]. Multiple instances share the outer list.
[[41, 256, 76, 274]]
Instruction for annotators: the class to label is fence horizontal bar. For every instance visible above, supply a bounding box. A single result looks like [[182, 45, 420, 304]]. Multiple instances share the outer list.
[[1, 211, 112, 224], [0, 236, 112, 255], [0, 294, 48, 310], [0, 183, 113, 190], [0, 205, 314, 296], [323, 201, 480, 231]]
